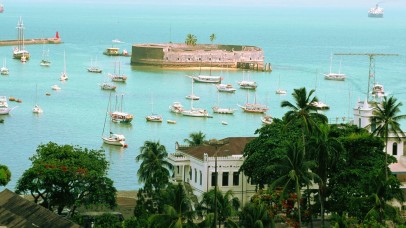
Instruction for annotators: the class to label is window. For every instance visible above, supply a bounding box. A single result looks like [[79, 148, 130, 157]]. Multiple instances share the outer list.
[[233, 172, 239, 186], [177, 166, 179, 174], [211, 172, 217, 187], [393, 142, 398, 156], [189, 169, 192, 181], [371, 118, 376, 132], [358, 118, 361, 128], [222, 172, 229, 186], [195, 169, 197, 183], [200, 171, 202, 185]]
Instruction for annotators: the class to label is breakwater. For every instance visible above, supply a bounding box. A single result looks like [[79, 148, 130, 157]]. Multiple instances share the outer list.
[[0, 37, 62, 46], [131, 43, 272, 71]]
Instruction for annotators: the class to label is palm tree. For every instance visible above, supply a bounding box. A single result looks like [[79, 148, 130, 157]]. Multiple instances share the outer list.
[[198, 188, 240, 227], [210, 33, 216, 44], [136, 141, 173, 194], [0, 164, 11, 186], [307, 124, 343, 227], [185, 34, 197, 46], [281, 87, 328, 155], [370, 96, 406, 179], [184, 131, 206, 146], [270, 142, 319, 228], [239, 201, 274, 228]]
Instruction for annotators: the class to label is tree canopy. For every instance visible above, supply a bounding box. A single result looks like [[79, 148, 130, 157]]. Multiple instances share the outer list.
[[0, 164, 11, 186], [15, 142, 117, 217]]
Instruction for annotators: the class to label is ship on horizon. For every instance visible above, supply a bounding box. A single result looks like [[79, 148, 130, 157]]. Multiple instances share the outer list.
[[368, 4, 384, 18]]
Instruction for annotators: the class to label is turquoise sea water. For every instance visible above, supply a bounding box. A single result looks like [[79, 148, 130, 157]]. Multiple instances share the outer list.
[[1, 2, 406, 191]]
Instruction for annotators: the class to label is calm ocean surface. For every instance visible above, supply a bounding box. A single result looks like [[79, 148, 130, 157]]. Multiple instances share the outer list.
[[1, 2, 406, 191]]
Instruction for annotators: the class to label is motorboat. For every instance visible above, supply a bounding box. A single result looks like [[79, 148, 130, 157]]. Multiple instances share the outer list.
[[169, 102, 184, 114], [51, 85, 61, 90], [276, 89, 287, 95], [102, 133, 127, 147], [221, 121, 228, 125], [167, 120, 177, 124], [261, 115, 273, 125], [100, 83, 116, 90], [216, 84, 236, 93], [190, 75, 222, 83]]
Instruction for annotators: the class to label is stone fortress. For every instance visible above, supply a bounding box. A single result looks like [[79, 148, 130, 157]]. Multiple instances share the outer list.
[[131, 43, 271, 71]]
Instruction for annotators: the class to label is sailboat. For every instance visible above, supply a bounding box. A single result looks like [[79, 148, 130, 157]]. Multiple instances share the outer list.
[[189, 59, 222, 83], [275, 74, 287, 94], [13, 17, 30, 61], [212, 91, 236, 114], [181, 92, 209, 117], [324, 54, 346, 81], [102, 93, 127, 147], [40, 45, 51, 66], [312, 72, 330, 110], [186, 79, 200, 100], [87, 57, 102, 73], [238, 93, 268, 113], [1, 58, 9, 75], [59, 51, 68, 81], [110, 94, 133, 123], [238, 71, 257, 89], [108, 57, 127, 82], [32, 84, 43, 113], [146, 94, 163, 122]]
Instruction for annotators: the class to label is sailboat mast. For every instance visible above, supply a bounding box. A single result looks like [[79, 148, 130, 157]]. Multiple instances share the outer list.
[[329, 54, 333, 74]]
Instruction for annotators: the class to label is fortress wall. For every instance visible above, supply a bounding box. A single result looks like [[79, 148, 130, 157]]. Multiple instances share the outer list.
[[131, 43, 264, 68]]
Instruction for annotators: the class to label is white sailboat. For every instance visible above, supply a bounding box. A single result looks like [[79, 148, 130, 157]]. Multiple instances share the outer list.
[[169, 101, 184, 114], [32, 84, 43, 113], [182, 93, 209, 117], [109, 57, 127, 82], [60, 51, 68, 81], [110, 94, 133, 123], [13, 17, 30, 61], [238, 93, 268, 113], [238, 71, 257, 90], [212, 91, 236, 114], [146, 94, 163, 122], [1, 58, 9, 75], [102, 93, 127, 147], [40, 45, 51, 66], [275, 75, 287, 94], [324, 54, 346, 81], [87, 57, 102, 73], [186, 79, 200, 100]]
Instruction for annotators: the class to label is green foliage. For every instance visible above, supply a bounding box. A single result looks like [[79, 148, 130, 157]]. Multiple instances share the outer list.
[[185, 34, 197, 46], [210, 33, 216, 43], [240, 118, 301, 189], [93, 213, 122, 228], [123, 217, 148, 228], [0, 164, 11, 186], [239, 201, 274, 228], [136, 140, 173, 194], [184, 131, 206, 146], [15, 142, 116, 217]]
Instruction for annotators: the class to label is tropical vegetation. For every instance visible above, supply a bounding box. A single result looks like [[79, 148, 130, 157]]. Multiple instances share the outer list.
[[185, 34, 197, 46], [0, 164, 11, 186]]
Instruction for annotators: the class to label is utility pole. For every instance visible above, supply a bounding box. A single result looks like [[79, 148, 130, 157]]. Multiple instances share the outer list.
[[334, 53, 398, 101]]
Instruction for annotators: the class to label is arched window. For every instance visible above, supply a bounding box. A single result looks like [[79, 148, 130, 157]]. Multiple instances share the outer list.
[[358, 118, 361, 128], [393, 142, 398, 156]]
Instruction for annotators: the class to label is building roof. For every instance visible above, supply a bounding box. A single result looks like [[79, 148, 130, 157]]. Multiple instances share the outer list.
[[178, 137, 255, 160], [0, 188, 80, 228]]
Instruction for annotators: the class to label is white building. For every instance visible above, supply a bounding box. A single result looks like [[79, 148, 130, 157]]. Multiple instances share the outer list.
[[167, 137, 257, 205]]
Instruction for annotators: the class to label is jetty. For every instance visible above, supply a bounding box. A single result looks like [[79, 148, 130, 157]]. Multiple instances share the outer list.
[[0, 32, 62, 47], [131, 43, 272, 72]]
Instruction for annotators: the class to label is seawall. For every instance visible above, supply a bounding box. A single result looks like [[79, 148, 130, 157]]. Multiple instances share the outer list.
[[131, 43, 271, 71], [0, 38, 62, 46]]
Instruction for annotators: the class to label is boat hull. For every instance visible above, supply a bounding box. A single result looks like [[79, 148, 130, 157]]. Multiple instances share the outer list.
[[0, 108, 13, 115], [102, 137, 126, 146]]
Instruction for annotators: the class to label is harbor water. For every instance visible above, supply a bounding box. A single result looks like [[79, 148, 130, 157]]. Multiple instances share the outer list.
[[1, 1, 406, 190]]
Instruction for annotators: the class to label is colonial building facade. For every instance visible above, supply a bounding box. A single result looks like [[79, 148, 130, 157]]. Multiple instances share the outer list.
[[167, 137, 257, 205]]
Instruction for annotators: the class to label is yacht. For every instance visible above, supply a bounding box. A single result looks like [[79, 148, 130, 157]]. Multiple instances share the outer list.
[[238, 94, 268, 113], [324, 54, 346, 81], [32, 104, 43, 114], [100, 83, 117, 90], [216, 84, 236, 93], [237, 80, 257, 90], [1, 58, 9, 75], [51, 85, 61, 90], [102, 133, 127, 147], [0, 96, 14, 115], [169, 102, 184, 114], [212, 106, 236, 114], [261, 115, 273, 125], [310, 101, 330, 110], [368, 4, 384, 18], [190, 75, 222, 84], [146, 115, 163, 122]]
